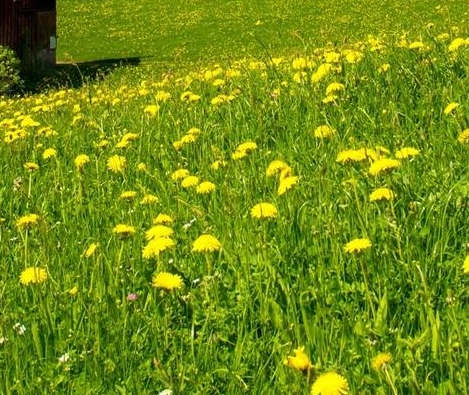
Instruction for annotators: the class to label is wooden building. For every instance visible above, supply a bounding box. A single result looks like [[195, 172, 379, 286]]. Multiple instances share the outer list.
[[0, 0, 56, 70]]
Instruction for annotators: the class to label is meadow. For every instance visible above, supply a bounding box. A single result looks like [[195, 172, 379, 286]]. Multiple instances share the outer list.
[[1, 0, 469, 394]]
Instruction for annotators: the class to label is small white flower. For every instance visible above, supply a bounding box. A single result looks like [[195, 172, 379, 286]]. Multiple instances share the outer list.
[[0, 336, 8, 345], [58, 353, 71, 364], [13, 323, 26, 335], [158, 390, 173, 395]]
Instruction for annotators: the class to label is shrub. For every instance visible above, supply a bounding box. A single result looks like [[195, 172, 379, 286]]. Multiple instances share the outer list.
[[0, 46, 22, 94]]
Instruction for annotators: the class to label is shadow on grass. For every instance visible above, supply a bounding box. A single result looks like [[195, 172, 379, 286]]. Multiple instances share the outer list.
[[21, 57, 142, 94]]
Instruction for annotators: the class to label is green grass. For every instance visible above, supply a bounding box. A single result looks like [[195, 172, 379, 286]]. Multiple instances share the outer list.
[[2, 1, 469, 394]]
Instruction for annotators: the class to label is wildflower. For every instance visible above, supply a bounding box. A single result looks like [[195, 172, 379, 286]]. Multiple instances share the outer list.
[[314, 125, 335, 139], [311, 371, 349, 395], [74, 154, 90, 171], [58, 353, 71, 364], [344, 238, 372, 253], [120, 190, 137, 201], [210, 160, 227, 170], [180, 134, 197, 144], [448, 38, 467, 52], [140, 194, 159, 204], [369, 188, 394, 202], [325, 82, 345, 96], [68, 286, 78, 296], [196, 181, 216, 194], [158, 390, 173, 395], [146, 225, 174, 240], [142, 237, 175, 259], [236, 141, 258, 152], [13, 323, 26, 335], [266, 160, 289, 177], [112, 224, 136, 237], [16, 214, 39, 229], [171, 169, 190, 181], [371, 352, 393, 371], [232, 150, 248, 160], [192, 234, 222, 252], [137, 162, 147, 171], [378, 63, 390, 73], [444, 102, 459, 115], [144, 104, 159, 116], [278, 176, 299, 195], [153, 214, 173, 225], [126, 293, 138, 301], [463, 255, 469, 274], [24, 162, 39, 172], [395, 147, 420, 159], [181, 176, 199, 188], [251, 202, 278, 219], [458, 129, 469, 144], [368, 158, 400, 176], [336, 149, 367, 163], [107, 155, 126, 173], [20, 267, 48, 285], [284, 347, 312, 372], [84, 243, 99, 258], [152, 272, 183, 290], [42, 148, 57, 160]]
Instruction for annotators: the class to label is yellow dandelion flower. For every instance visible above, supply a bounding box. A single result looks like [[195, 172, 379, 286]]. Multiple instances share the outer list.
[[251, 202, 278, 219], [311, 372, 349, 395], [371, 352, 393, 371], [284, 347, 312, 372], [120, 190, 137, 200], [231, 150, 248, 160], [279, 166, 293, 179], [187, 127, 201, 136], [20, 267, 48, 285], [236, 141, 258, 152], [137, 162, 147, 172], [457, 129, 469, 144], [146, 225, 174, 240], [142, 237, 175, 259], [172, 140, 184, 150], [181, 176, 199, 188], [336, 149, 367, 163], [314, 125, 335, 139], [144, 104, 159, 116], [192, 234, 222, 253], [16, 214, 39, 229], [140, 194, 159, 204], [171, 169, 190, 181], [463, 255, 469, 274], [84, 242, 99, 258], [444, 102, 459, 115], [266, 160, 289, 177], [196, 181, 216, 194], [344, 238, 372, 253], [42, 148, 57, 160], [24, 162, 39, 171], [112, 224, 136, 237], [180, 134, 197, 144], [74, 154, 90, 171], [325, 82, 345, 96], [107, 155, 126, 173], [369, 187, 394, 202], [395, 147, 420, 159], [153, 214, 173, 225], [368, 158, 400, 176], [210, 160, 228, 170], [378, 63, 390, 73], [278, 176, 299, 195], [68, 286, 79, 296], [448, 38, 467, 52], [152, 272, 183, 290]]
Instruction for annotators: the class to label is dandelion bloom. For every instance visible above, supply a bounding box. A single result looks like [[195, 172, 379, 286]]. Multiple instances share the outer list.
[[120, 190, 137, 200], [146, 225, 174, 240], [444, 102, 459, 115], [311, 372, 349, 395], [278, 176, 298, 196], [236, 141, 258, 152], [463, 256, 469, 274], [153, 213, 173, 225], [137, 162, 147, 171], [266, 160, 290, 177], [68, 286, 78, 296], [144, 104, 159, 116], [378, 63, 390, 73], [457, 129, 469, 144], [344, 238, 372, 253], [107, 155, 126, 173], [368, 158, 400, 176], [210, 160, 227, 170], [192, 234, 222, 252], [336, 149, 368, 163], [284, 347, 312, 372], [74, 154, 90, 171], [314, 125, 335, 139], [112, 224, 136, 237], [181, 176, 199, 188], [140, 194, 159, 204], [251, 202, 278, 219], [371, 352, 393, 371], [231, 150, 248, 160], [84, 242, 99, 258], [24, 162, 39, 171], [42, 148, 57, 160], [152, 272, 183, 290], [369, 187, 394, 202], [325, 82, 345, 96], [395, 147, 420, 159], [16, 214, 39, 229], [142, 237, 175, 259], [20, 267, 48, 285], [196, 181, 216, 194], [448, 38, 467, 52], [171, 169, 190, 181]]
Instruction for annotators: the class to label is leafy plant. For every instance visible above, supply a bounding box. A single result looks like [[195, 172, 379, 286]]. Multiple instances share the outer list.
[[0, 45, 22, 94]]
